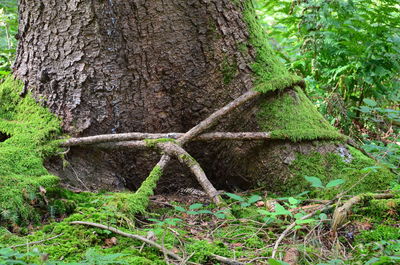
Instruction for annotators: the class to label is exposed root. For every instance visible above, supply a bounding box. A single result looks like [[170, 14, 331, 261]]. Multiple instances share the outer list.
[[159, 142, 221, 205], [331, 193, 394, 231]]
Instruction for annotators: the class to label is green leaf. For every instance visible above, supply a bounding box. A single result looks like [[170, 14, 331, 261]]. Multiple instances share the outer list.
[[359, 106, 372, 113], [274, 203, 292, 216], [361, 166, 381, 173], [240, 202, 250, 208], [174, 206, 186, 212], [196, 210, 213, 214], [319, 213, 328, 220], [288, 197, 299, 205], [258, 209, 271, 215], [186, 211, 199, 215], [304, 176, 324, 188], [164, 218, 182, 225], [268, 258, 291, 265], [363, 98, 377, 107], [263, 217, 276, 224], [294, 213, 304, 219], [225, 192, 245, 202], [326, 179, 345, 188], [247, 195, 262, 204], [189, 203, 203, 210], [295, 218, 316, 225], [214, 213, 226, 219]]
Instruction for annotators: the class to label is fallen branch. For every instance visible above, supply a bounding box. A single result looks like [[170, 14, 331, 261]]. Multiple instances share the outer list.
[[71, 221, 237, 265], [93, 141, 221, 204], [61, 132, 273, 147], [177, 90, 261, 146], [160, 142, 221, 204], [8, 233, 64, 248], [70, 221, 183, 262], [142, 90, 262, 205], [331, 193, 394, 231]]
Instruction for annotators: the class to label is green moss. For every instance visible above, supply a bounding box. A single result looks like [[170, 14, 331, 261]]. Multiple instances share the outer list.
[[221, 56, 238, 85], [186, 240, 232, 263], [242, 0, 303, 93], [237, 42, 249, 55], [286, 146, 395, 198], [257, 87, 345, 141], [241, 2, 342, 142], [108, 165, 163, 216], [144, 138, 176, 148], [179, 153, 199, 167], [360, 198, 400, 221], [356, 224, 400, 243], [0, 77, 62, 225]]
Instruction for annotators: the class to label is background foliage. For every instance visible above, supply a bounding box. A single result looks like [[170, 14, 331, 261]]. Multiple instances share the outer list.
[[0, 0, 17, 79], [255, 0, 400, 171]]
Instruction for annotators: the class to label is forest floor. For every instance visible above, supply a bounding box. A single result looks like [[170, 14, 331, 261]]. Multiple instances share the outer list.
[[0, 185, 399, 265]]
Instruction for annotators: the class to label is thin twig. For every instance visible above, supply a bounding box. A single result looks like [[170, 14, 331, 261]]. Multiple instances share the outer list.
[[211, 254, 246, 265], [271, 203, 335, 258], [70, 221, 183, 262], [8, 233, 64, 248]]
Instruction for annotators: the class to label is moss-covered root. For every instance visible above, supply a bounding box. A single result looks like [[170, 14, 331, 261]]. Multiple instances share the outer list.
[[332, 193, 394, 231], [107, 163, 164, 216], [257, 87, 345, 141]]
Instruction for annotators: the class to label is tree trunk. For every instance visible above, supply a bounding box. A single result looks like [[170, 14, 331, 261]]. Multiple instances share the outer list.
[[13, 0, 393, 194]]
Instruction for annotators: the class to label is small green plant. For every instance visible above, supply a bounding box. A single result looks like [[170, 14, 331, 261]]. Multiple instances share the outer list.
[[148, 217, 182, 227], [258, 202, 292, 224], [60, 249, 127, 265], [225, 193, 262, 207], [0, 248, 128, 265], [0, 248, 42, 265], [174, 203, 227, 219], [304, 176, 345, 189], [268, 258, 290, 265]]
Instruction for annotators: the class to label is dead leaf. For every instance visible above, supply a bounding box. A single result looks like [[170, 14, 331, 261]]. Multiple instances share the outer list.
[[104, 237, 118, 248], [256, 201, 265, 207]]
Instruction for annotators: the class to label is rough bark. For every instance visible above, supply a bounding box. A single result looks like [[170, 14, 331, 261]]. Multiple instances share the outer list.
[[13, 0, 354, 193], [14, 0, 259, 191]]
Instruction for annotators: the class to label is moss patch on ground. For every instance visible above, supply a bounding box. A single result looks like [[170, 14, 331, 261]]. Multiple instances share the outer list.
[[286, 146, 395, 198], [0, 77, 62, 225]]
